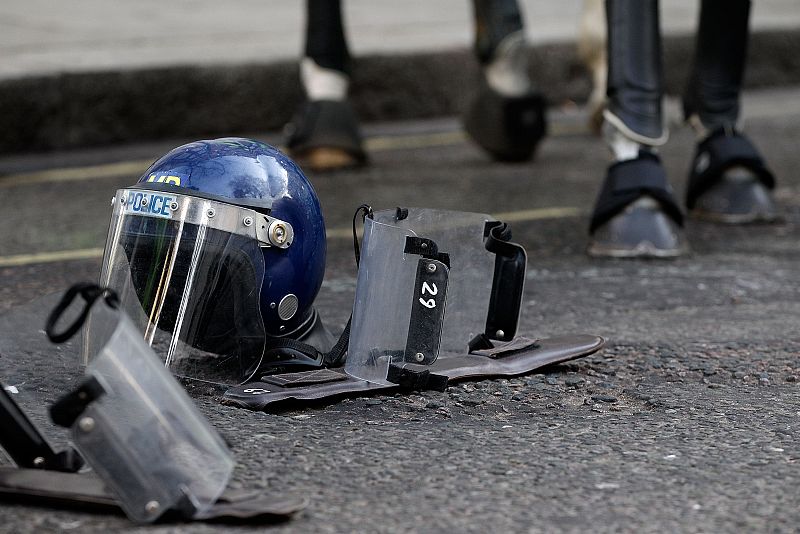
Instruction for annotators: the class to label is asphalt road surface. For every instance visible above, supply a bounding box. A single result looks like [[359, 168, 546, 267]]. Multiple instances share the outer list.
[[0, 88, 798, 533]]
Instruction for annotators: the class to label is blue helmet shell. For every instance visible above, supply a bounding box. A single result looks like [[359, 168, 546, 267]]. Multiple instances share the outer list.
[[136, 138, 326, 337]]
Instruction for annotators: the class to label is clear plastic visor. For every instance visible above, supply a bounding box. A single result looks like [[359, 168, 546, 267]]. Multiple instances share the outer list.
[[0, 294, 234, 523], [91, 189, 269, 385]]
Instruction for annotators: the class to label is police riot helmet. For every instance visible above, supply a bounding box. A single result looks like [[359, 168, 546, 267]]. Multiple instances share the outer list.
[[96, 138, 330, 384]]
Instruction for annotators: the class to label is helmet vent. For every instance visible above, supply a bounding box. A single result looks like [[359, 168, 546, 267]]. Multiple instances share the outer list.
[[278, 294, 299, 321]]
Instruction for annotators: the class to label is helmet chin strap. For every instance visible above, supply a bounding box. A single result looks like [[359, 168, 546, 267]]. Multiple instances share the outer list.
[[258, 317, 350, 373]]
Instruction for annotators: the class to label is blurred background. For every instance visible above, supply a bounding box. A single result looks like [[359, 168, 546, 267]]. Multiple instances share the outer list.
[[1, 0, 799, 154]]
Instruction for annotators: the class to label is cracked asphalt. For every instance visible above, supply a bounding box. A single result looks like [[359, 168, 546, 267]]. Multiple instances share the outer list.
[[0, 88, 798, 533]]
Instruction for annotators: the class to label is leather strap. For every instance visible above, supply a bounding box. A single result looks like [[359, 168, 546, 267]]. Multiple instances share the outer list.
[[686, 128, 775, 209], [590, 152, 683, 233]]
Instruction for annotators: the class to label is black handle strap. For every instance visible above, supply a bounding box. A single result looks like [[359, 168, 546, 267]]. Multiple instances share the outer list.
[[49, 376, 107, 429], [352, 204, 373, 267], [323, 317, 350, 367], [45, 283, 119, 344], [484, 221, 526, 342]]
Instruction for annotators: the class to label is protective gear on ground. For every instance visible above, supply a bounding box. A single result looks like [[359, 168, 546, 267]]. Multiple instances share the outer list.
[[51, 286, 235, 522], [0, 286, 305, 523], [223, 208, 604, 410], [96, 138, 332, 385]]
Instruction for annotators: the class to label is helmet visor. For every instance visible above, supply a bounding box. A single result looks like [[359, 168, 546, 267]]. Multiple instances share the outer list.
[[91, 188, 277, 385]]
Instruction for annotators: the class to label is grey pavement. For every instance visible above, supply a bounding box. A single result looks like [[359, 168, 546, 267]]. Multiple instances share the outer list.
[[0, 86, 799, 532], [1, 1, 800, 154], [2, 0, 800, 79]]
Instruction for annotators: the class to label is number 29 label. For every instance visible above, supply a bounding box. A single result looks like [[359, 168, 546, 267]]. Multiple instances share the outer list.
[[404, 258, 448, 364], [419, 281, 438, 308]]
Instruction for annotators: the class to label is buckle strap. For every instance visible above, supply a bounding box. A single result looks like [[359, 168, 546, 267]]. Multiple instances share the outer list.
[[387, 365, 448, 392], [686, 128, 775, 209], [590, 152, 684, 233], [259, 315, 351, 374]]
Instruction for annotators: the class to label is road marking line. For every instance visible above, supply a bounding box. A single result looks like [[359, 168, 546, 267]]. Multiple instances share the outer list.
[[493, 206, 583, 221], [0, 122, 591, 189], [0, 159, 156, 188], [0, 206, 583, 267], [0, 248, 105, 267], [365, 131, 467, 151]]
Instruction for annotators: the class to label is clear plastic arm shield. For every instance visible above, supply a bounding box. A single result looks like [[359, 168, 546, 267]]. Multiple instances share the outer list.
[[345, 208, 526, 385], [0, 287, 307, 522], [55, 297, 234, 522], [221, 207, 603, 408]]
